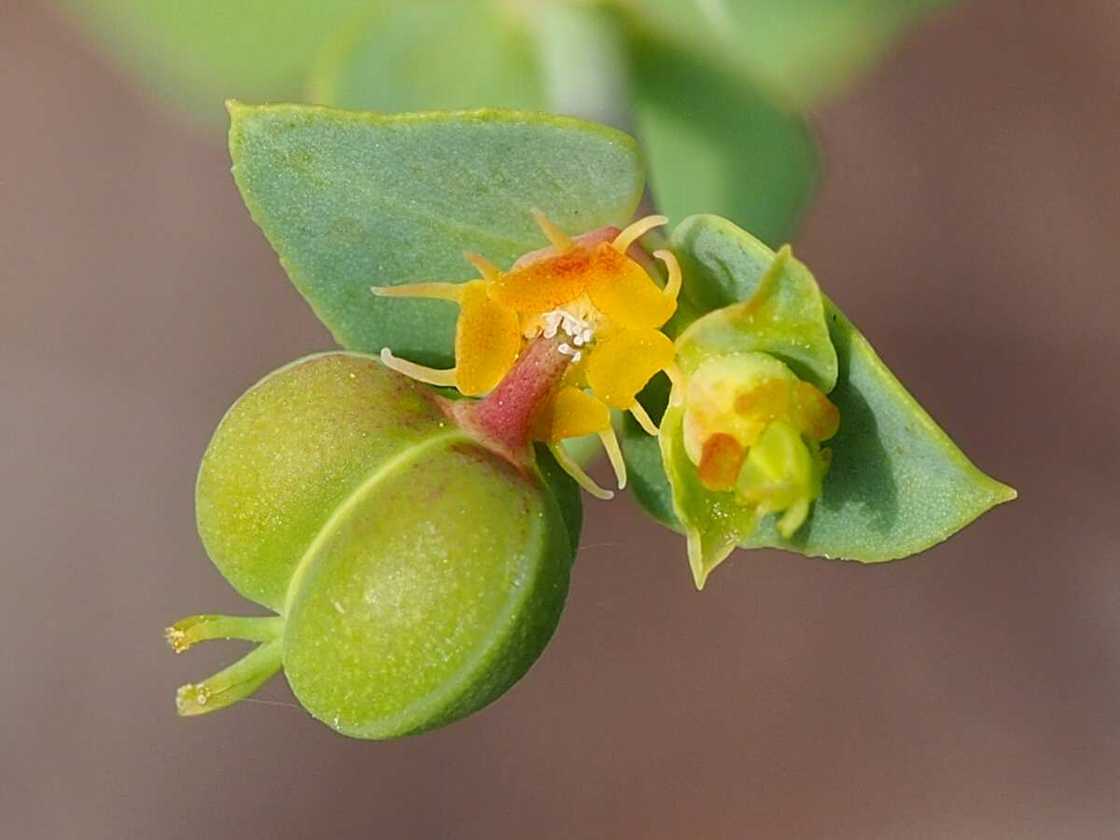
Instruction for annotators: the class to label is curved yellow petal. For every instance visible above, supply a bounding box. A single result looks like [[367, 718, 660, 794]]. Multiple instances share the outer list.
[[537, 386, 612, 442], [586, 328, 675, 409], [488, 249, 591, 316], [585, 244, 676, 329], [455, 282, 521, 396]]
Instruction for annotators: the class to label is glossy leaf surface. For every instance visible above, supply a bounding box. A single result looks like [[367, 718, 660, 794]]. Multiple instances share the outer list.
[[624, 214, 1015, 565], [229, 103, 644, 366]]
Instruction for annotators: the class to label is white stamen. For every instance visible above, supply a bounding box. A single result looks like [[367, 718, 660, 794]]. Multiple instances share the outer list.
[[541, 311, 563, 339], [533, 307, 598, 347]]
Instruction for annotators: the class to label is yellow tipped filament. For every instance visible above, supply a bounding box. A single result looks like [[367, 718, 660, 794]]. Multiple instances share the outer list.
[[629, 401, 660, 436], [379, 348, 458, 388], [599, 426, 628, 490], [548, 442, 614, 501], [654, 249, 682, 301], [532, 209, 574, 252], [464, 252, 502, 283], [612, 214, 668, 254], [371, 281, 465, 301]]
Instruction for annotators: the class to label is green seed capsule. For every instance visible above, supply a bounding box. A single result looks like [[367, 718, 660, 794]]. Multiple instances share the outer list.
[[173, 352, 574, 738]]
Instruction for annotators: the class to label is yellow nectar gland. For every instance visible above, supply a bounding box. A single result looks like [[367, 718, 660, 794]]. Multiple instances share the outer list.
[[372, 212, 681, 499]]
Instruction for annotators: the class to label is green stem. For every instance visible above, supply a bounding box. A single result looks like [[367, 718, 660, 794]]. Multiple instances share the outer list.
[[530, 1, 633, 131], [175, 639, 284, 717], [164, 613, 283, 653]]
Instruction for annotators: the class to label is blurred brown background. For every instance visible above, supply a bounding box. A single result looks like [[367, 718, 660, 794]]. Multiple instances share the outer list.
[[3, 1, 1119, 837]]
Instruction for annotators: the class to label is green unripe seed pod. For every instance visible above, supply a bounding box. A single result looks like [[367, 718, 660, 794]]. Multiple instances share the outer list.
[[172, 352, 575, 739]]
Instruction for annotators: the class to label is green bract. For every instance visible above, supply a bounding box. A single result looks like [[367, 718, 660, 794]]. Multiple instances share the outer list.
[[175, 352, 575, 738], [655, 244, 842, 585], [622, 215, 1016, 585], [228, 102, 644, 367]]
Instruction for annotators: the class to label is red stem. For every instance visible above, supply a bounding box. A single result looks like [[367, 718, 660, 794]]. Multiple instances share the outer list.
[[448, 333, 570, 463]]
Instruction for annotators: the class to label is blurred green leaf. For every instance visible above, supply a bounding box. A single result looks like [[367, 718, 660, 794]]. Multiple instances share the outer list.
[[621, 0, 958, 108], [56, 0, 369, 119], [228, 103, 645, 366], [311, 0, 547, 112], [630, 33, 819, 244], [623, 214, 1015, 564]]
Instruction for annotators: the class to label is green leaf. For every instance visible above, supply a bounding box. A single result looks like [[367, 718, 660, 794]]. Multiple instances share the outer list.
[[657, 396, 754, 584], [623, 214, 1015, 567], [629, 32, 820, 244], [55, 0, 369, 119], [619, 0, 958, 108], [229, 103, 645, 366], [660, 233, 838, 585], [673, 243, 838, 391], [310, 1, 547, 113]]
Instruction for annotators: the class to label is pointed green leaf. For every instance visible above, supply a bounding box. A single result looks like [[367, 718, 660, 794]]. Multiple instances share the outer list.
[[229, 103, 645, 365], [310, 1, 547, 114], [658, 394, 756, 586], [629, 32, 819, 244], [624, 214, 1015, 566], [750, 302, 1015, 561]]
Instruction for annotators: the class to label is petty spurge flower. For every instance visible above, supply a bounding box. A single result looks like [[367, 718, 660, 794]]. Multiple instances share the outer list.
[[373, 212, 681, 498], [677, 351, 839, 556], [659, 244, 845, 588]]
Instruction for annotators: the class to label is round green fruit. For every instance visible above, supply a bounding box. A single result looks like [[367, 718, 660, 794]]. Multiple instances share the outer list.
[[171, 352, 576, 739]]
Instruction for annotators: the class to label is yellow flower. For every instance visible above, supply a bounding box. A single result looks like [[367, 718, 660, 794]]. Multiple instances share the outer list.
[[372, 212, 681, 499], [680, 352, 839, 541]]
